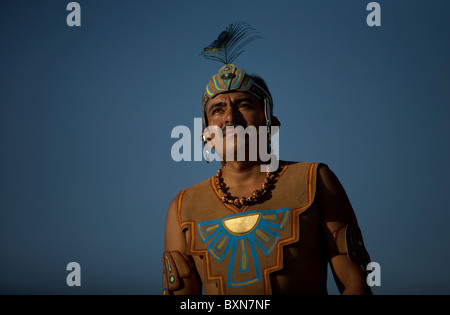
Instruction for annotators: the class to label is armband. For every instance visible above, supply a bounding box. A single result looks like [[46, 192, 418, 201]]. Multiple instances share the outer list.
[[345, 224, 371, 270], [162, 250, 191, 295], [333, 224, 371, 270]]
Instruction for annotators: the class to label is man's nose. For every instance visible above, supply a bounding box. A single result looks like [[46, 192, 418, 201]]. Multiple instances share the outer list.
[[224, 106, 242, 125]]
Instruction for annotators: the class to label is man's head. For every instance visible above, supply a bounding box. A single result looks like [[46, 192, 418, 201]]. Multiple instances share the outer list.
[[201, 64, 274, 131], [202, 64, 280, 165]]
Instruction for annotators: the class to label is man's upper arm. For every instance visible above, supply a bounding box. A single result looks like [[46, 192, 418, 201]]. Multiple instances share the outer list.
[[163, 195, 202, 295], [316, 164, 371, 294], [165, 197, 187, 252]]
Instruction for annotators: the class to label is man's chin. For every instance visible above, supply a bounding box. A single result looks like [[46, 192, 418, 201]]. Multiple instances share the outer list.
[[217, 147, 254, 162]]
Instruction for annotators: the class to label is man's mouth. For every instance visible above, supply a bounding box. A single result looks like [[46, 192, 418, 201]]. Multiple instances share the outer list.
[[223, 126, 245, 137]]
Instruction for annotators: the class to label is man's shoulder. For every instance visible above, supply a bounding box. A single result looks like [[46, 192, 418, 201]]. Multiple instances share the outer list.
[[282, 160, 325, 170], [174, 176, 213, 200], [279, 161, 327, 186], [283, 161, 315, 165]]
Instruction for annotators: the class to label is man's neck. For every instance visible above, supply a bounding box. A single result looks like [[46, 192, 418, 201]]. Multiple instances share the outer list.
[[219, 161, 268, 197]]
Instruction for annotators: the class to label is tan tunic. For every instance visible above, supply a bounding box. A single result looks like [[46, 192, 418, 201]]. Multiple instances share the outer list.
[[176, 162, 329, 295]]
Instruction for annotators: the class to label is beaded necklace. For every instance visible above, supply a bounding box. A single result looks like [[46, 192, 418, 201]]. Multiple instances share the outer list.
[[213, 168, 278, 208]]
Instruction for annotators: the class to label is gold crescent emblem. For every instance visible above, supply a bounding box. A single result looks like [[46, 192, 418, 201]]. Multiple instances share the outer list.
[[222, 213, 261, 235]]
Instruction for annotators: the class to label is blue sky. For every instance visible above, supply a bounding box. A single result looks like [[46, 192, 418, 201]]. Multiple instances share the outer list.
[[1, 0, 449, 294]]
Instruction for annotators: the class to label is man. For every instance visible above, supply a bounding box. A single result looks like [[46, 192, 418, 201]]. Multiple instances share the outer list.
[[163, 23, 371, 295]]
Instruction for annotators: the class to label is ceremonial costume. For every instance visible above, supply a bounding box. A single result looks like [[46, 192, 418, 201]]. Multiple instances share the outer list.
[[177, 162, 321, 294], [162, 22, 370, 295]]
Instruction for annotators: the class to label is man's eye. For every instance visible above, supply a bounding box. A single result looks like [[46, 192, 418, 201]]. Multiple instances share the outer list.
[[239, 103, 252, 109]]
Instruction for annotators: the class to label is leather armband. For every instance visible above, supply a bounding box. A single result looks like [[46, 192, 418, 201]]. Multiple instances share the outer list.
[[162, 250, 191, 295], [333, 224, 371, 270], [346, 224, 371, 270]]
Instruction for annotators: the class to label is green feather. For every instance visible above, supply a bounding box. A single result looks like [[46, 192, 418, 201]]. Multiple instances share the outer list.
[[200, 21, 262, 64]]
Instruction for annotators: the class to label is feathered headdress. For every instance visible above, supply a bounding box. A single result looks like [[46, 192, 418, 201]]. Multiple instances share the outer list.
[[200, 21, 262, 65], [200, 21, 273, 136]]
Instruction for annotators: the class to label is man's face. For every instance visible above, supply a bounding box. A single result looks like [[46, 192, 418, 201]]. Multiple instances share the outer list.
[[205, 91, 265, 130], [204, 91, 266, 161]]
